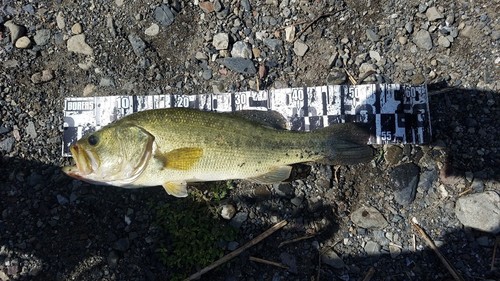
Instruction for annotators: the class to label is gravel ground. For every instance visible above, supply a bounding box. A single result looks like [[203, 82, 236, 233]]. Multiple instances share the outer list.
[[1, 0, 499, 280]]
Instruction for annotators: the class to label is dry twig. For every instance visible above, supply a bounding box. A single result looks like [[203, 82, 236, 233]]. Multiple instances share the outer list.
[[492, 236, 499, 271], [344, 68, 358, 85], [186, 220, 288, 280], [249, 256, 288, 269], [361, 267, 376, 281], [458, 187, 472, 197], [410, 218, 465, 281], [278, 234, 315, 248]]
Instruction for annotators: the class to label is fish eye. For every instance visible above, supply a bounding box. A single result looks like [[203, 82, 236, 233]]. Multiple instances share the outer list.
[[88, 134, 99, 146]]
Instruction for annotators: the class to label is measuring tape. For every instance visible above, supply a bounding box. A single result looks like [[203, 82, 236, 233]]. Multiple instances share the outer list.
[[62, 84, 431, 157]]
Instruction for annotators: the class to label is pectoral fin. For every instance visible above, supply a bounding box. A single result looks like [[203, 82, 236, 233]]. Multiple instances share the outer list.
[[248, 166, 292, 184], [155, 147, 203, 170], [163, 181, 188, 197]]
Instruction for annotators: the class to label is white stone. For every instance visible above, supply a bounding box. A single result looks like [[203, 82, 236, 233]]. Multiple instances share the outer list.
[[145, 23, 160, 36], [293, 40, 309, 57], [15, 36, 31, 49], [67, 34, 94, 55], [56, 11, 66, 29], [285, 25, 296, 42], [455, 191, 500, 234], [213, 33, 229, 50]]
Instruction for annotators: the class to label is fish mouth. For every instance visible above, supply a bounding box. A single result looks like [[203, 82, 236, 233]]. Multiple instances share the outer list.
[[63, 144, 98, 177]]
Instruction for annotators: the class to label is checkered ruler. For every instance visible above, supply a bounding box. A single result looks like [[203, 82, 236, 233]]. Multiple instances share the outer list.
[[62, 84, 431, 157]]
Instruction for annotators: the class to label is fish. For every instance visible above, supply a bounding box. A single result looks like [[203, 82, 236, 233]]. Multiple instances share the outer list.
[[62, 108, 374, 197]]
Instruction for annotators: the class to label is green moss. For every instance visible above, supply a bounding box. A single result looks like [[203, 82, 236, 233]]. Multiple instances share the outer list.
[[155, 182, 237, 280]]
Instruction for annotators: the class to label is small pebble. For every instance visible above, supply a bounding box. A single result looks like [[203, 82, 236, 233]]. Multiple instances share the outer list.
[[15, 36, 31, 49], [71, 23, 83, 34]]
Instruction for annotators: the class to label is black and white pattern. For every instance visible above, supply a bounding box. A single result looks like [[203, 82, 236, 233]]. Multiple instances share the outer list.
[[62, 84, 431, 156]]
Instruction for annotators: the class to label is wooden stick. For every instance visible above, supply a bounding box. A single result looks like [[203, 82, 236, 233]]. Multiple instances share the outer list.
[[344, 68, 358, 85], [249, 256, 288, 269], [278, 234, 315, 248], [294, 10, 344, 41], [458, 187, 472, 197], [361, 267, 376, 281], [186, 220, 288, 280], [410, 218, 465, 281], [316, 248, 323, 281], [492, 236, 499, 271]]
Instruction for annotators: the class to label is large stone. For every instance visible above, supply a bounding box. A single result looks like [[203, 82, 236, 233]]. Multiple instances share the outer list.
[[218, 58, 256, 75], [213, 32, 229, 50], [390, 163, 420, 205], [426, 7, 444, 21], [455, 191, 500, 234], [412, 29, 433, 51], [351, 206, 388, 229], [154, 4, 176, 26], [67, 34, 94, 55]]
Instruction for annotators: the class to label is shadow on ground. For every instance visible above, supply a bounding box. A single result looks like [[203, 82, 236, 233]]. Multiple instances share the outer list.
[[0, 86, 498, 280]]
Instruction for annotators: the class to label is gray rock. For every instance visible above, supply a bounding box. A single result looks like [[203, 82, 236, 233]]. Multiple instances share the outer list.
[[293, 40, 309, 57], [218, 58, 256, 75], [417, 168, 438, 193], [231, 41, 252, 59], [280, 252, 297, 274], [389, 244, 401, 258], [390, 163, 420, 205], [128, 34, 146, 56], [67, 34, 94, 55], [263, 38, 283, 52], [26, 121, 37, 139], [418, 3, 428, 13], [359, 63, 377, 74], [426, 7, 444, 21], [113, 238, 130, 252], [369, 50, 381, 62], [213, 33, 229, 50], [100, 77, 116, 87], [34, 29, 51, 46], [202, 69, 212, 80], [213, 0, 223, 12], [241, 0, 251, 11], [327, 68, 347, 84], [4, 20, 26, 42], [455, 191, 500, 234], [0, 127, 10, 134], [56, 11, 65, 29], [438, 36, 451, 48], [351, 206, 388, 229], [321, 249, 344, 269], [31, 69, 54, 84], [364, 241, 381, 255], [0, 137, 15, 153], [154, 4, 176, 26], [227, 241, 239, 251], [56, 195, 69, 205], [366, 29, 380, 42], [307, 196, 323, 212], [412, 29, 433, 51], [107, 251, 119, 267], [273, 183, 294, 198], [405, 22, 413, 34], [229, 212, 248, 228]]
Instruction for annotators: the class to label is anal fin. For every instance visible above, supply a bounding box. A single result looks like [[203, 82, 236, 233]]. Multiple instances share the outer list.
[[163, 181, 189, 197], [248, 166, 292, 184]]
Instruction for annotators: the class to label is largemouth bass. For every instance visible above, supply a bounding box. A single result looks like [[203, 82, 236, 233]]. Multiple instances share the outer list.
[[62, 108, 373, 197]]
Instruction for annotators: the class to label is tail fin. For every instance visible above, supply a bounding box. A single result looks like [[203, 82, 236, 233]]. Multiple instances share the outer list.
[[315, 123, 375, 165]]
